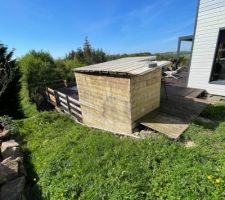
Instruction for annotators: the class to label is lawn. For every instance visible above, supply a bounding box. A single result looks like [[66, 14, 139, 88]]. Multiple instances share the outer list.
[[16, 102, 225, 200]]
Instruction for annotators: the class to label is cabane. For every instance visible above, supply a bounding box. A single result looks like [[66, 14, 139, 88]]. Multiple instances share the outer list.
[[73, 56, 170, 135]]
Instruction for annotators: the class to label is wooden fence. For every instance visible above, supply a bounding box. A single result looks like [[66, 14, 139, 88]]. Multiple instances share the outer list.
[[46, 87, 82, 122]]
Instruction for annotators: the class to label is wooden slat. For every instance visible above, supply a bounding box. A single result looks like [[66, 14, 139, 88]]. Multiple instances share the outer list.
[[70, 109, 82, 118], [74, 56, 165, 75], [75, 57, 155, 72], [49, 94, 56, 102], [164, 85, 205, 98], [91, 57, 147, 72], [140, 85, 209, 139], [47, 88, 54, 93], [104, 61, 145, 72], [129, 61, 170, 75], [59, 97, 67, 104], [68, 96, 80, 105], [57, 91, 67, 98], [69, 103, 82, 112], [60, 102, 68, 109], [141, 112, 189, 139]]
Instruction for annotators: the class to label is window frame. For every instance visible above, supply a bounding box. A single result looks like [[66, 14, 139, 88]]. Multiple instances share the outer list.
[[209, 27, 225, 84]]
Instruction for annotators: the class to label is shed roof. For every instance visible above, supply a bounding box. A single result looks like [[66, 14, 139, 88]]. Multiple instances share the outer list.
[[73, 56, 171, 76]]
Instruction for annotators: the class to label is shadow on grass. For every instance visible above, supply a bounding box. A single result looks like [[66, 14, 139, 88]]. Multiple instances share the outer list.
[[179, 103, 225, 142], [192, 103, 225, 131], [23, 148, 43, 200], [192, 118, 219, 131], [201, 104, 225, 122]]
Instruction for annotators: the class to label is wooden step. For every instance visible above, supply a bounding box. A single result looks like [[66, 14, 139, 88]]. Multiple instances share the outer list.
[[141, 111, 188, 139]]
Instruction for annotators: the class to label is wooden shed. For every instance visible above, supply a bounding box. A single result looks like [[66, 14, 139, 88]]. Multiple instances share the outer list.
[[74, 56, 170, 135]]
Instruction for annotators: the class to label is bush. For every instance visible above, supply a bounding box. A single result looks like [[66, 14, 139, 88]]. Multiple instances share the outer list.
[[0, 115, 18, 133], [19, 51, 65, 117], [54, 59, 85, 81], [0, 43, 16, 97]]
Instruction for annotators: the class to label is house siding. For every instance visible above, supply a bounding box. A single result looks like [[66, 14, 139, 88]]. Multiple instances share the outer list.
[[188, 0, 225, 96]]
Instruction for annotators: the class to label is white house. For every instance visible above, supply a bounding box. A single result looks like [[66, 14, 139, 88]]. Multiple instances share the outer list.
[[187, 0, 225, 96]]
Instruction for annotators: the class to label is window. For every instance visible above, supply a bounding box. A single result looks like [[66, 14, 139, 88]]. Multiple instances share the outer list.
[[210, 28, 225, 84]]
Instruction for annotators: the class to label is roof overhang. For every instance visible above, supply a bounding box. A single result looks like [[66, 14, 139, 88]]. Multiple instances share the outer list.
[[178, 35, 194, 42]]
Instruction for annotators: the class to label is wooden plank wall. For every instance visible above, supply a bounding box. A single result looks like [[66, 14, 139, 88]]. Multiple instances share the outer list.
[[130, 67, 161, 127], [188, 0, 225, 96], [75, 73, 133, 134]]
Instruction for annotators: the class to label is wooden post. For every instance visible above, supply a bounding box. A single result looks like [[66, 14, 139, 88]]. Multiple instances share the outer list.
[[177, 37, 181, 59], [66, 96, 71, 113], [64, 79, 68, 87], [46, 87, 50, 102], [54, 91, 59, 106]]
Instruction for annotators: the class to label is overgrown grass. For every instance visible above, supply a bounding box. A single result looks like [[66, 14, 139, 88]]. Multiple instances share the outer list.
[[19, 79, 38, 118], [16, 103, 225, 199]]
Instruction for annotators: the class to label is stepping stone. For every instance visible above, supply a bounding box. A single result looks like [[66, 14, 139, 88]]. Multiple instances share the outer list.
[[0, 129, 10, 139], [1, 140, 22, 160], [0, 157, 18, 185]]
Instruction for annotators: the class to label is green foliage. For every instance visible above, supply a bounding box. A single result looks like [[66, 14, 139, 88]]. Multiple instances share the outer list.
[[18, 50, 58, 117], [54, 59, 85, 81], [18, 50, 81, 117], [66, 37, 152, 66], [0, 43, 16, 97], [66, 37, 106, 65], [19, 50, 59, 102], [0, 115, 18, 133], [19, 77, 38, 118], [155, 51, 191, 67], [83, 36, 93, 65], [16, 103, 225, 199]]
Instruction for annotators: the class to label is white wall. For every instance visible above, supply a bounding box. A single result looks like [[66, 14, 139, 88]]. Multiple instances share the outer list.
[[188, 0, 225, 96]]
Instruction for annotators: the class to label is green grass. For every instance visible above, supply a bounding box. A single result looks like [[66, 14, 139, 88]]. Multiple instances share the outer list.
[[15, 103, 225, 200], [19, 82, 38, 118]]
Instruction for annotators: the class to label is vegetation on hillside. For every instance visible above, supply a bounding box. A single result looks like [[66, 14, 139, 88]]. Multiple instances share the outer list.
[[15, 102, 225, 199], [66, 37, 107, 65], [66, 37, 151, 65], [155, 51, 191, 67]]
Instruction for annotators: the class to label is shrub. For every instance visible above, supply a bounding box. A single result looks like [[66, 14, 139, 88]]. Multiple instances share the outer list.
[[0, 115, 18, 133], [19, 51, 62, 117], [0, 43, 16, 97], [54, 59, 85, 81]]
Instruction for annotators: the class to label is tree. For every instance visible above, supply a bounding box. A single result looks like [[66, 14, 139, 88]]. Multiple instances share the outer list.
[[65, 50, 76, 60], [75, 47, 85, 63], [0, 44, 16, 97], [83, 36, 92, 64], [92, 48, 106, 64]]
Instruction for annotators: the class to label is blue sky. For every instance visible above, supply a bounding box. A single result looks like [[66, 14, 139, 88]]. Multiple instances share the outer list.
[[0, 0, 198, 58]]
